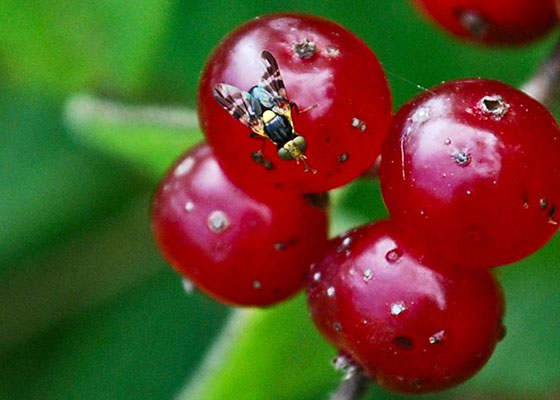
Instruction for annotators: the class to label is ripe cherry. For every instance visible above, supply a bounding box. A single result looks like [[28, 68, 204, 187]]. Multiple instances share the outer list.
[[151, 143, 328, 306], [306, 221, 505, 394], [411, 0, 557, 45], [198, 13, 392, 194], [379, 79, 560, 268]]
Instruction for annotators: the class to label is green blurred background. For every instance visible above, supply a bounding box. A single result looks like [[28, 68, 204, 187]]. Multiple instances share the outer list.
[[0, 1, 559, 399]]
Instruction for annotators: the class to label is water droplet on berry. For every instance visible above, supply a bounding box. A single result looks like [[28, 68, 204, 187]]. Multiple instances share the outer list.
[[338, 153, 349, 163], [327, 287, 336, 297], [350, 117, 367, 132], [333, 322, 342, 332], [453, 150, 471, 166], [324, 46, 340, 57], [175, 157, 195, 176], [466, 189, 472, 195], [444, 138, 451, 145], [184, 201, 195, 212], [274, 242, 287, 251], [411, 106, 430, 123], [313, 272, 321, 282], [385, 248, 402, 263], [337, 236, 352, 255], [253, 280, 262, 290], [182, 278, 195, 294], [207, 210, 230, 233], [390, 302, 406, 315], [363, 268, 373, 282], [540, 198, 548, 210], [429, 330, 446, 344]]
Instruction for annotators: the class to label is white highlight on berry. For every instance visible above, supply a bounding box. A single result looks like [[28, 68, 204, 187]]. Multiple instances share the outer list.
[[175, 157, 195, 176], [390, 302, 406, 316]]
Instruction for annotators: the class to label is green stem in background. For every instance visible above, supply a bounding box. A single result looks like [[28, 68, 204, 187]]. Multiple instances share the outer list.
[[521, 35, 560, 111], [65, 94, 199, 131], [64, 95, 203, 179], [175, 310, 255, 400]]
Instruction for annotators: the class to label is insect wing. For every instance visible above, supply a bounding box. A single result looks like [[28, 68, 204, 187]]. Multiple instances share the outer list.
[[260, 51, 289, 105], [213, 83, 260, 130]]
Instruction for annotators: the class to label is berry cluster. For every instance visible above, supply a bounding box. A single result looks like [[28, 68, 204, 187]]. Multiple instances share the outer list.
[[152, 9, 560, 396]]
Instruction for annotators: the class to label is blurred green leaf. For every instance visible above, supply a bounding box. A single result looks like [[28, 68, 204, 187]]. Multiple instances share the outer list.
[[178, 297, 339, 400], [0, 89, 148, 275], [0, 265, 228, 400], [65, 95, 203, 179], [0, 0, 172, 99], [2, 1, 560, 399]]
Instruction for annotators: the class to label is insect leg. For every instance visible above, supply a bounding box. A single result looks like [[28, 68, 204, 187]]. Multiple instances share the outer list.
[[291, 102, 318, 114]]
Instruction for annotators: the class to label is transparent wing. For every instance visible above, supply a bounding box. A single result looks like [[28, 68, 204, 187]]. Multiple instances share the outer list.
[[260, 51, 289, 105], [213, 83, 258, 129]]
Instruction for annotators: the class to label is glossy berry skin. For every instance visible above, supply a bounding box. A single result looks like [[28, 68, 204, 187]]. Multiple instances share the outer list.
[[380, 79, 560, 268], [306, 221, 505, 394], [151, 143, 328, 306], [199, 14, 392, 194], [411, 0, 557, 45]]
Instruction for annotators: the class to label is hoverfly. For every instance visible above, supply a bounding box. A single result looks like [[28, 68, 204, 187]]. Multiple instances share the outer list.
[[213, 50, 316, 172]]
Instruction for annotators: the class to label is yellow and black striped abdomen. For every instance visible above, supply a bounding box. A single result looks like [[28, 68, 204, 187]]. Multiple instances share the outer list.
[[262, 110, 294, 147]]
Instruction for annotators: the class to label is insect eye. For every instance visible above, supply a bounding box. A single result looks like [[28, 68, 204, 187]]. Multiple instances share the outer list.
[[278, 148, 293, 160], [293, 136, 307, 152]]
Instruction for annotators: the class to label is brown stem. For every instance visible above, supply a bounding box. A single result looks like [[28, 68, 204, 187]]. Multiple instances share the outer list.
[[521, 36, 560, 111], [330, 368, 370, 400]]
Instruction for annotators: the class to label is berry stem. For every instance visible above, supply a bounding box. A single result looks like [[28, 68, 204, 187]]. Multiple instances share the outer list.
[[330, 369, 370, 400], [521, 35, 560, 111]]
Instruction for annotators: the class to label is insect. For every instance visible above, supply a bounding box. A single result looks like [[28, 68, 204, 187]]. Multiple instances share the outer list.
[[213, 50, 316, 173]]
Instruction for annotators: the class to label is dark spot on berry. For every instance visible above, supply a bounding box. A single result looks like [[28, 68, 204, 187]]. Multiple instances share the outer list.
[[275, 182, 285, 189], [251, 151, 275, 170], [326, 172, 333, 177], [467, 230, 480, 242], [292, 38, 317, 59], [498, 323, 507, 341], [549, 204, 556, 218], [325, 137, 331, 143], [304, 192, 330, 210], [411, 378, 424, 389], [394, 336, 414, 350], [274, 238, 298, 251]]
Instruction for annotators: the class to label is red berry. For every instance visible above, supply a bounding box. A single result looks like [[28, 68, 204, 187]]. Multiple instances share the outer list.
[[380, 79, 560, 268], [151, 143, 328, 306], [411, 0, 557, 44], [306, 221, 505, 394], [198, 13, 392, 194]]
